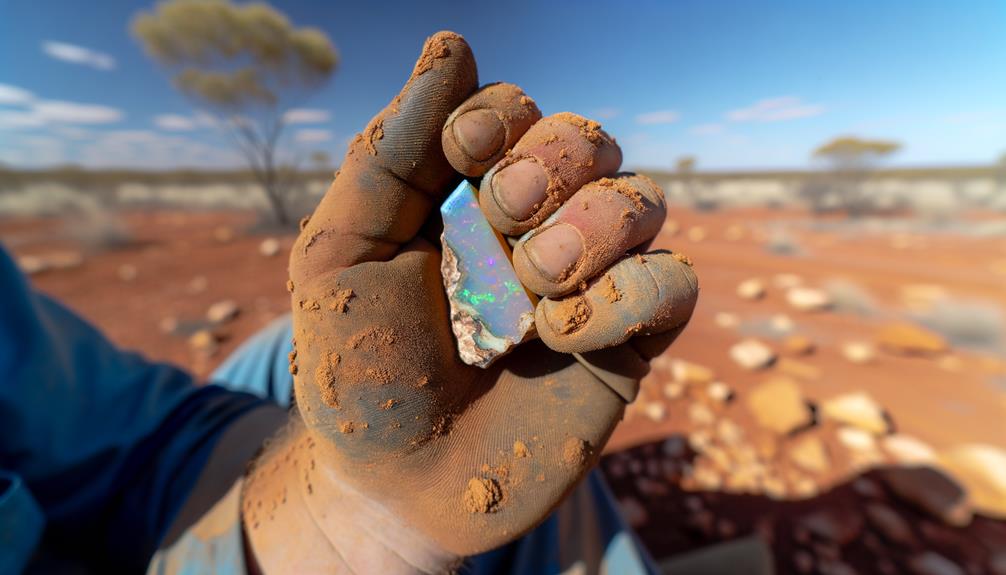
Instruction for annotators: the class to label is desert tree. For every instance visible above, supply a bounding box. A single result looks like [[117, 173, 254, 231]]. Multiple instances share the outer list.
[[674, 155, 697, 205], [132, 0, 338, 225], [806, 136, 901, 214]]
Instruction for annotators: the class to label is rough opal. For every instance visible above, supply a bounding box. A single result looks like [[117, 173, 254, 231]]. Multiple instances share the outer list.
[[441, 180, 536, 367]]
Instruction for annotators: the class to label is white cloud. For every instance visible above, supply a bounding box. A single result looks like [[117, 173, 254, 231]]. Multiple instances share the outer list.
[[294, 129, 332, 143], [691, 123, 725, 136], [635, 110, 680, 125], [284, 108, 330, 124], [42, 41, 116, 71], [0, 110, 46, 129], [155, 114, 196, 131], [591, 107, 621, 120], [0, 83, 34, 105], [726, 96, 825, 123], [32, 100, 122, 124]]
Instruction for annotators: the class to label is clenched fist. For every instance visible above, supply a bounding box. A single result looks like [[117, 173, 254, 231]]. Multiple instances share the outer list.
[[244, 31, 698, 574]]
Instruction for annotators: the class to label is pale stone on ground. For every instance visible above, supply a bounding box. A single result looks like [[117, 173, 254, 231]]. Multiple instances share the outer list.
[[706, 381, 732, 403], [836, 426, 878, 452], [688, 403, 715, 426], [882, 434, 936, 465], [736, 278, 766, 300], [783, 334, 815, 355], [259, 237, 281, 257], [643, 401, 667, 422], [786, 287, 832, 312], [876, 322, 948, 356], [663, 381, 685, 400], [842, 341, 876, 364], [820, 391, 889, 434], [773, 273, 803, 290], [730, 339, 776, 370], [714, 312, 740, 329], [207, 299, 241, 324], [938, 444, 1006, 519], [788, 435, 830, 474], [671, 359, 715, 385], [687, 226, 707, 242], [745, 377, 812, 434]]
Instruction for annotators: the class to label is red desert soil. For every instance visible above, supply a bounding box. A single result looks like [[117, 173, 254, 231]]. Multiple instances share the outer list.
[[4, 207, 1005, 572]]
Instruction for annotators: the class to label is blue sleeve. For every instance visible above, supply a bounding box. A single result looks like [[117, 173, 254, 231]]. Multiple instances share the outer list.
[[0, 246, 268, 571]]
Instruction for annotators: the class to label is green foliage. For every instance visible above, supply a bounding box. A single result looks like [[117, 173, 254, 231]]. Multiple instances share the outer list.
[[813, 136, 901, 164], [132, 0, 337, 111]]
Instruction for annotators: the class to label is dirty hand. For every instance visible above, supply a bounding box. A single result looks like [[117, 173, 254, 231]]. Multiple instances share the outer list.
[[251, 31, 697, 573]]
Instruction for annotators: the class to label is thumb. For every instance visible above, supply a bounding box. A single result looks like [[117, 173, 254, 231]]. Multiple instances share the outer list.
[[291, 31, 477, 288]]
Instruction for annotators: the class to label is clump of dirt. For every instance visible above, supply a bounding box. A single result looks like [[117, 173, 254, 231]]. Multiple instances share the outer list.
[[379, 399, 395, 410], [514, 440, 531, 458], [339, 421, 355, 434], [673, 252, 694, 267], [346, 327, 396, 350], [562, 437, 591, 467], [519, 95, 535, 108], [364, 118, 384, 156], [286, 279, 295, 293], [316, 352, 341, 408], [287, 349, 298, 375], [595, 177, 645, 211], [330, 288, 354, 313], [464, 477, 503, 513], [603, 274, 622, 303], [551, 112, 609, 145], [299, 299, 321, 311], [412, 32, 455, 77], [553, 296, 591, 334]]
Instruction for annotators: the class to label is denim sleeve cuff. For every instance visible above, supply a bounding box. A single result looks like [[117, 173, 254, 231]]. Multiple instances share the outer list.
[[0, 471, 45, 575]]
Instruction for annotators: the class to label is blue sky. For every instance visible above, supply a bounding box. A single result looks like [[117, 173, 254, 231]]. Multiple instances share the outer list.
[[1, 0, 1004, 171]]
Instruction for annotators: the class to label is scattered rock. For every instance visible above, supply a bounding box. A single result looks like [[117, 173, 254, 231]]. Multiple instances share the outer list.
[[865, 503, 915, 546], [663, 381, 686, 400], [706, 381, 733, 403], [908, 551, 965, 575], [716, 419, 744, 446], [745, 377, 812, 434], [463, 477, 502, 513], [688, 403, 715, 426], [618, 496, 648, 528], [821, 392, 889, 435], [714, 312, 740, 329], [877, 322, 948, 356], [736, 278, 767, 300], [836, 427, 879, 456], [786, 287, 832, 312], [259, 237, 281, 257], [662, 436, 687, 458], [724, 224, 745, 241], [17, 255, 48, 275], [770, 313, 795, 334], [842, 341, 876, 364], [817, 561, 857, 575], [207, 299, 241, 324], [784, 335, 816, 356], [882, 434, 936, 465], [188, 329, 219, 356], [117, 263, 138, 282], [643, 401, 667, 422], [878, 466, 972, 527], [799, 508, 863, 545], [513, 440, 530, 458], [730, 339, 777, 370], [853, 478, 883, 498], [789, 435, 830, 474], [938, 444, 1006, 519], [671, 359, 715, 385]]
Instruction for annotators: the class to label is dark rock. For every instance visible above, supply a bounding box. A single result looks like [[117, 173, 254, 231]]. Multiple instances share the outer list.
[[878, 467, 972, 527], [866, 503, 916, 546], [909, 552, 965, 575]]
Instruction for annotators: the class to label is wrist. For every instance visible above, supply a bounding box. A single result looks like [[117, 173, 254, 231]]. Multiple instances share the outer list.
[[242, 421, 462, 574]]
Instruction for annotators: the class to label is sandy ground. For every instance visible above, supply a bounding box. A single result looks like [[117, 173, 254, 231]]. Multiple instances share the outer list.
[[3, 206, 1005, 573]]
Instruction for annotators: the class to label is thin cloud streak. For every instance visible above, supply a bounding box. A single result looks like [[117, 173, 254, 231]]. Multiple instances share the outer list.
[[41, 40, 116, 70]]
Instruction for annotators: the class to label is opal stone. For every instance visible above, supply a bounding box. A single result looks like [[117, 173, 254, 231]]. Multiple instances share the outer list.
[[440, 180, 536, 367]]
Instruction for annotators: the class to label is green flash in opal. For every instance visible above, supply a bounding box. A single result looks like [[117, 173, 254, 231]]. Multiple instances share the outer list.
[[440, 180, 536, 367]]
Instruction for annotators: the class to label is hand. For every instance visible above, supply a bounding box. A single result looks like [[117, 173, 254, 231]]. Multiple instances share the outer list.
[[245, 31, 698, 573]]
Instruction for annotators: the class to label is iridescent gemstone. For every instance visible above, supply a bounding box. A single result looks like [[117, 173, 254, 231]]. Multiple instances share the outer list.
[[440, 180, 536, 367]]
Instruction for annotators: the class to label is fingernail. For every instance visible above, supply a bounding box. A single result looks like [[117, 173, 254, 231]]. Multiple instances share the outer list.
[[491, 159, 548, 220], [524, 223, 583, 281], [452, 109, 505, 161]]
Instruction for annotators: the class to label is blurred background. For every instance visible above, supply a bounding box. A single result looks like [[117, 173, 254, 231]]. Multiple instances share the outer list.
[[1, 1, 1004, 573]]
